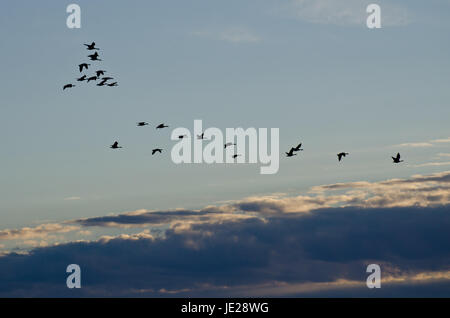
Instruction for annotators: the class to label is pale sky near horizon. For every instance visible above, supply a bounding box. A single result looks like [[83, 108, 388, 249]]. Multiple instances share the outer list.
[[1, 0, 450, 229]]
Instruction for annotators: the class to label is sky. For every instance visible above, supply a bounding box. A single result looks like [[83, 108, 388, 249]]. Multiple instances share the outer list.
[[0, 0, 450, 297]]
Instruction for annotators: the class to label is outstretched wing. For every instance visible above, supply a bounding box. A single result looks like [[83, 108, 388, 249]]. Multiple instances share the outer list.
[[396, 153, 401, 160], [338, 153, 342, 161]]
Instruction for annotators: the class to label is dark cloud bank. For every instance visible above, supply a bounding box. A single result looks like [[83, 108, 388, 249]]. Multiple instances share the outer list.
[[1, 205, 450, 297]]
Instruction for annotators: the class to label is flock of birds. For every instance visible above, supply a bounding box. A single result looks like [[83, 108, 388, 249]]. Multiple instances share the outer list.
[[111, 126, 405, 164], [63, 42, 118, 90], [65, 41, 405, 164]]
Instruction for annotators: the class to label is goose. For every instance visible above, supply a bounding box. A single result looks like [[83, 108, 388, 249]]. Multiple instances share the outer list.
[[156, 123, 169, 129], [286, 148, 297, 157], [79, 63, 90, 72], [152, 148, 163, 155], [337, 152, 349, 162], [137, 122, 149, 127], [63, 84, 75, 90], [76, 75, 87, 81], [110, 141, 122, 149], [84, 42, 99, 50], [392, 153, 403, 163], [224, 142, 236, 149]]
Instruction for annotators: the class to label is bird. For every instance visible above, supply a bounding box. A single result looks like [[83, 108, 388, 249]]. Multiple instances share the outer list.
[[232, 154, 241, 159], [178, 135, 187, 139], [79, 63, 90, 72], [101, 77, 114, 81], [97, 78, 108, 85], [337, 152, 349, 162], [286, 148, 297, 157], [392, 152, 403, 163], [293, 143, 303, 151], [197, 132, 206, 140], [107, 82, 118, 87], [63, 84, 75, 90], [152, 148, 163, 155], [88, 52, 102, 61], [84, 42, 99, 50], [110, 141, 122, 149], [96, 70, 106, 77], [77, 75, 87, 81], [87, 76, 97, 83], [224, 142, 236, 149], [137, 122, 149, 127], [156, 123, 169, 129]]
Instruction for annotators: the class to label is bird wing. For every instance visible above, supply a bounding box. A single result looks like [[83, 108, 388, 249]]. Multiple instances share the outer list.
[[338, 154, 342, 161], [397, 153, 401, 160]]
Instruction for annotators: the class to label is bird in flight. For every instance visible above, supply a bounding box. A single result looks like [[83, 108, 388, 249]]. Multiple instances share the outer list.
[[392, 152, 403, 163], [88, 52, 102, 61], [79, 63, 90, 72], [152, 148, 163, 155], [293, 143, 303, 152], [63, 84, 75, 90], [224, 142, 236, 149], [107, 82, 118, 87], [84, 42, 99, 50], [156, 123, 169, 129], [232, 154, 241, 159], [96, 80, 108, 86], [77, 75, 87, 81], [197, 132, 206, 140], [110, 141, 122, 149], [96, 70, 106, 77], [337, 152, 349, 162], [286, 148, 297, 157], [87, 76, 97, 83], [102, 77, 114, 81], [137, 122, 149, 127], [178, 135, 188, 139]]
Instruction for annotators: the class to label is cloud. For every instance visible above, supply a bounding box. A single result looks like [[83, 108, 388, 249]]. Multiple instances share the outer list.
[[0, 205, 450, 297], [0, 223, 79, 242], [395, 142, 434, 148], [413, 162, 450, 168], [288, 0, 411, 26], [191, 27, 261, 43], [432, 138, 450, 143]]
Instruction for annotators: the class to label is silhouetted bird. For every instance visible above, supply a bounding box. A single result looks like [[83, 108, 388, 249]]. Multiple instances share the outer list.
[[79, 63, 90, 72], [97, 79, 108, 85], [337, 152, 349, 162], [178, 135, 188, 139], [63, 84, 75, 90], [197, 133, 205, 140], [87, 76, 97, 83], [156, 123, 169, 129], [137, 122, 149, 127], [102, 77, 114, 81], [110, 141, 122, 149], [293, 143, 303, 151], [84, 42, 99, 50], [77, 75, 87, 81], [232, 154, 241, 159], [107, 82, 118, 87], [88, 52, 102, 61], [286, 148, 297, 157], [96, 70, 106, 77], [152, 148, 163, 155], [392, 152, 403, 163], [224, 142, 236, 149]]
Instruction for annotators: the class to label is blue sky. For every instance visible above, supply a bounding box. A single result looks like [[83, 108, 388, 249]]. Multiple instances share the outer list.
[[0, 0, 450, 296]]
